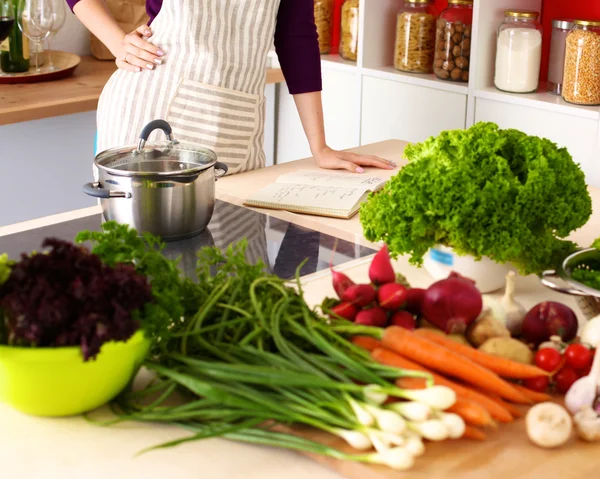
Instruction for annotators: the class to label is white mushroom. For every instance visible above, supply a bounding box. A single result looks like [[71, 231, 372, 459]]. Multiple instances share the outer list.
[[526, 402, 572, 449]]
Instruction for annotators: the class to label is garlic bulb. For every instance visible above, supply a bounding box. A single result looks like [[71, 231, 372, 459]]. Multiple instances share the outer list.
[[526, 402, 572, 449], [579, 315, 600, 348], [482, 271, 526, 337]]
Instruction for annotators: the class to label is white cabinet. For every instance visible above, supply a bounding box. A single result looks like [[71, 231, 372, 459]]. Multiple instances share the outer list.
[[361, 76, 467, 145], [275, 69, 361, 164], [475, 98, 600, 187]]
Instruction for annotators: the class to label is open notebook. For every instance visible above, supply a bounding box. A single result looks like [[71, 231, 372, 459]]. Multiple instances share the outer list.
[[243, 170, 387, 219]]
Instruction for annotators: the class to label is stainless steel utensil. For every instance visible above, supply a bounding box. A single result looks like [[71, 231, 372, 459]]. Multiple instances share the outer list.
[[83, 120, 228, 241], [540, 248, 600, 298]]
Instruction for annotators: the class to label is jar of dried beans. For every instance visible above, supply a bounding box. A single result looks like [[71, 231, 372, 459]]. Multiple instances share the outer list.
[[340, 0, 359, 62], [315, 0, 334, 55], [394, 0, 437, 73], [433, 0, 473, 82], [562, 20, 600, 105]]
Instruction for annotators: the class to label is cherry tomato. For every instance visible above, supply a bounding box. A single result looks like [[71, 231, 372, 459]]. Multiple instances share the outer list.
[[535, 348, 562, 373], [523, 376, 550, 393], [564, 344, 593, 370], [554, 367, 579, 394]]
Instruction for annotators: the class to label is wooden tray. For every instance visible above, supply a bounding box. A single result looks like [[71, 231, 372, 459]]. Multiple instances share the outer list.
[[0, 51, 81, 84]]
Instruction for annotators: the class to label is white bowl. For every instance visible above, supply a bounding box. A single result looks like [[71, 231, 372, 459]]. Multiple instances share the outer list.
[[423, 245, 512, 293]]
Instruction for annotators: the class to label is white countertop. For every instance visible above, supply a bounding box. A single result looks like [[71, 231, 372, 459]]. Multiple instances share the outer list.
[[1, 140, 599, 479]]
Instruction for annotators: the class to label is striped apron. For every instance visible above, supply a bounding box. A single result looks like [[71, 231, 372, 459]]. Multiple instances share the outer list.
[[95, 0, 281, 264]]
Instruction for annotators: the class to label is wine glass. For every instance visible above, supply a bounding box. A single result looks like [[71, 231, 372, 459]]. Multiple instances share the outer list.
[[46, 0, 64, 70], [17, 0, 53, 72], [0, 0, 15, 43]]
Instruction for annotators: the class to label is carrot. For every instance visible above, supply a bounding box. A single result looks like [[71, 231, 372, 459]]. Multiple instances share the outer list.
[[381, 327, 531, 404], [351, 335, 382, 352], [493, 397, 522, 419], [462, 426, 486, 441], [512, 383, 553, 403], [414, 329, 549, 379], [446, 397, 495, 427], [372, 348, 514, 422]]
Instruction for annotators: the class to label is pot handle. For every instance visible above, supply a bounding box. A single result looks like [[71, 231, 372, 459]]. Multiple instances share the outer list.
[[82, 182, 131, 199], [137, 120, 175, 152], [540, 270, 589, 296], [215, 162, 228, 180]]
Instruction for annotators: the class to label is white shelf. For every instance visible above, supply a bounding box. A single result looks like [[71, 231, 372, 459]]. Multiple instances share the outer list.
[[474, 86, 600, 120], [362, 66, 469, 95], [320, 54, 359, 73]]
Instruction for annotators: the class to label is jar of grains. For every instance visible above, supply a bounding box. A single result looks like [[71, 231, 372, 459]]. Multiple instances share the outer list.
[[494, 10, 542, 93], [434, 0, 473, 82], [547, 19, 574, 95], [562, 20, 600, 105], [315, 0, 334, 55], [340, 0, 359, 62], [394, 0, 437, 73]]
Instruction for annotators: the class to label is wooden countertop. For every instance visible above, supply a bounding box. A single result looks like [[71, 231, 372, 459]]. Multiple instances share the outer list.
[[0, 56, 285, 126]]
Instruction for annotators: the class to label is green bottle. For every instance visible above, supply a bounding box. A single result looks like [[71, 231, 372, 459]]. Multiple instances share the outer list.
[[0, 0, 29, 73]]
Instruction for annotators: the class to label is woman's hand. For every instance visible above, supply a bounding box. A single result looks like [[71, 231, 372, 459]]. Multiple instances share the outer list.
[[313, 146, 397, 173], [115, 25, 164, 73]]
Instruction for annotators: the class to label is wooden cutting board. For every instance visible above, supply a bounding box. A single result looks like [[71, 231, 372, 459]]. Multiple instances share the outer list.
[[291, 417, 598, 479]]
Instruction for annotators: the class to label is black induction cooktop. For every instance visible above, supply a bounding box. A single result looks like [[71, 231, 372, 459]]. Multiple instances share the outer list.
[[0, 200, 375, 280]]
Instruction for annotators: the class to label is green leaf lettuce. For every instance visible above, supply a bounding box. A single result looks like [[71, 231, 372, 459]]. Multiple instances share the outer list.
[[360, 122, 592, 275]]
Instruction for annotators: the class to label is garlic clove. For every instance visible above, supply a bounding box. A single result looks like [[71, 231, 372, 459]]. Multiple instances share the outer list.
[[525, 402, 572, 449], [565, 349, 600, 415]]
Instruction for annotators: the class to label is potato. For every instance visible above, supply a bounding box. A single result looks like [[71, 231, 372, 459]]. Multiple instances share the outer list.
[[448, 334, 471, 347], [466, 309, 510, 347], [479, 337, 534, 364]]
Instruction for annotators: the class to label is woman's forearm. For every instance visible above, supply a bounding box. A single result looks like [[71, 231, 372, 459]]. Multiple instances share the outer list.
[[72, 0, 126, 56], [293, 91, 327, 155]]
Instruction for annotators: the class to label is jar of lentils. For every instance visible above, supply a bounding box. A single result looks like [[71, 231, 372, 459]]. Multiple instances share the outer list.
[[562, 20, 600, 105], [433, 0, 473, 82]]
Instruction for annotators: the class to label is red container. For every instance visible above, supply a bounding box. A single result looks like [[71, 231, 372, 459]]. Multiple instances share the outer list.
[[330, 0, 344, 54]]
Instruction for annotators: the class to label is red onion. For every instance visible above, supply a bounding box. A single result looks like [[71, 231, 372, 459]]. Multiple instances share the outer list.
[[421, 275, 483, 334], [522, 301, 578, 346]]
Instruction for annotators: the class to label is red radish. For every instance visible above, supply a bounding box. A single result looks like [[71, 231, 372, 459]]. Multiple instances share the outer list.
[[369, 245, 396, 285], [405, 288, 426, 315], [522, 301, 578, 346], [342, 284, 377, 308], [421, 275, 483, 334], [377, 283, 408, 311], [331, 269, 355, 299], [390, 311, 416, 330], [329, 302, 358, 321], [355, 307, 388, 327]]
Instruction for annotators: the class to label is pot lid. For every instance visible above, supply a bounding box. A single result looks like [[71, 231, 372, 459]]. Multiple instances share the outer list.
[[94, 120, 218, 178]]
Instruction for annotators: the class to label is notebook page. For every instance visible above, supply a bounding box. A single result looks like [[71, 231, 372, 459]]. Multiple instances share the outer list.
[[275, 170, 386, 192], [247, 183, 367, 212]]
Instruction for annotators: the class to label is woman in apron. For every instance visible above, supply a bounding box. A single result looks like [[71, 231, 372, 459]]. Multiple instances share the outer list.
[[68, 0, 395, 268]]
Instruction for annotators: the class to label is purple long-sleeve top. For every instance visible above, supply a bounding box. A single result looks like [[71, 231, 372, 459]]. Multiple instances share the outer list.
[[67, 0, 322, 95]]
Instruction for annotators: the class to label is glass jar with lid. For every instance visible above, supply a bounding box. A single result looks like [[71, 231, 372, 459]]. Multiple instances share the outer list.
[[340, 0, 359, 62], [494, 10, 542, 93], [315, 0, 334, 55], [562, 20, 600, 105], [433, 0, 473, 82], [394, 0, 437, 73], [548, 19, 574, 94]]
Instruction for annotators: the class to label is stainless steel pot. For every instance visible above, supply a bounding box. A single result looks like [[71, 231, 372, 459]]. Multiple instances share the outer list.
[[83, 120, 228, 241]]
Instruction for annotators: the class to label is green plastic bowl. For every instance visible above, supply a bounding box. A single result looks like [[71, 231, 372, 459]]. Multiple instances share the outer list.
[[0, 330, 150, 417]]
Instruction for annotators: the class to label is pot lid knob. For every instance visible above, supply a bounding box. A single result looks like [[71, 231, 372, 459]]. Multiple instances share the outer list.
[[136, 120, 175, 154]]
